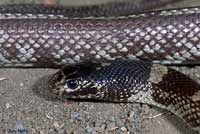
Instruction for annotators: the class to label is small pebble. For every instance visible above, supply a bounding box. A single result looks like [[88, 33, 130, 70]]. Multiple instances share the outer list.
[[128, 111, 135, 118], [116, 119, 123, 126], [45, 114, 53, 120], [19, 82, 24, 87], [106, 122, 116, 129], [120, 127, 127, 132], [53, 121, 64, 130], [6, 103, 11, 109], [71, 112, 81, 120], [86, 127, 93, 134], [53, 121, 60, 128], [107, 127, 118, 131], [100, 124, 106, 130], [39, 131, 45, 134], [0, 77, 7, 81]]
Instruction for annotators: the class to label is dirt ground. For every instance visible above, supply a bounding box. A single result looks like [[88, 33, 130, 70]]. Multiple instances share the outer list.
[[0, 0, 200, 134]]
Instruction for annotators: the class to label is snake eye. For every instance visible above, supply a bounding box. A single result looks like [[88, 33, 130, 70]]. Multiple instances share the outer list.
[[66, 79, 79, 89]]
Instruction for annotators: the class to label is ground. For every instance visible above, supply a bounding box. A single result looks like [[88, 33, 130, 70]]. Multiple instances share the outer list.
[[0, 0, 200, 134]]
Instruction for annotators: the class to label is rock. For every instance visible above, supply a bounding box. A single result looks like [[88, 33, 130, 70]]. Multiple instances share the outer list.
[[6, 103, 11, 109], [120, 127, 127, 132]]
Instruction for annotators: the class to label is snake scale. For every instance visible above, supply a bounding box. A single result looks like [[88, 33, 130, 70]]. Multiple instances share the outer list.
[[0, 0, 199, 132], [50, 60, 200, 131]]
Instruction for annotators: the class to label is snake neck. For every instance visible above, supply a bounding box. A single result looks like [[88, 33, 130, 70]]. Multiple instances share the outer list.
[[50, 60, 200, 131], [101, 63, 200, 130]]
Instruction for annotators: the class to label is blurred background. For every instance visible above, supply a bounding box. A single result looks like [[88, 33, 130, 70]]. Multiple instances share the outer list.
[[0, 0, 199, 7]]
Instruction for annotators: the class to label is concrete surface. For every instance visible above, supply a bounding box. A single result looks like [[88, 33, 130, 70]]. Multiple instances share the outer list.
[[0, 0, 200, 134]]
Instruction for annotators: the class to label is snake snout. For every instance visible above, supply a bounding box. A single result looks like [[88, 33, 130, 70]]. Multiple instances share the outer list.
[[49, 70, 65, 95]]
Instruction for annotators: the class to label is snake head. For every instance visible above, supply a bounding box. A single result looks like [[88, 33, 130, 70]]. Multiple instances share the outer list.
[[49, 63, 105, 99]]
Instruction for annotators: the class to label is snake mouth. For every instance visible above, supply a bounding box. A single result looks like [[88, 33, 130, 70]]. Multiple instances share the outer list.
[[49, 70, 65, 95]]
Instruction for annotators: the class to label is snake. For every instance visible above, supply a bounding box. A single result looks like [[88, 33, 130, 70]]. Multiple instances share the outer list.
[[0, 0, 199, 132], [0, 2, 200, 67], [49, 60, 200, 131]]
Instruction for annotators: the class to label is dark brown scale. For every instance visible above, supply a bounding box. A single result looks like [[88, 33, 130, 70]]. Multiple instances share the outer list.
[[152, 68, 200, 128], [158, 69, 199, 95]]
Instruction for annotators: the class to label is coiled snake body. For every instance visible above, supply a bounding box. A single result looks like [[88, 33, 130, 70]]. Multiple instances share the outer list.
[[0, 1, 199, 132]]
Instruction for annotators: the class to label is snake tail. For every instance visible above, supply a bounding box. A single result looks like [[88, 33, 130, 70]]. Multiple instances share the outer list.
[[49, 60, 200, 131]]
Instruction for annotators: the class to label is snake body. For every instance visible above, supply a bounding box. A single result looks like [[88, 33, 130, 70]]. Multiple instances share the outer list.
[[0, 1, 200, 132], [50, 60, 200, 131], [0, 5, 200, 67]]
